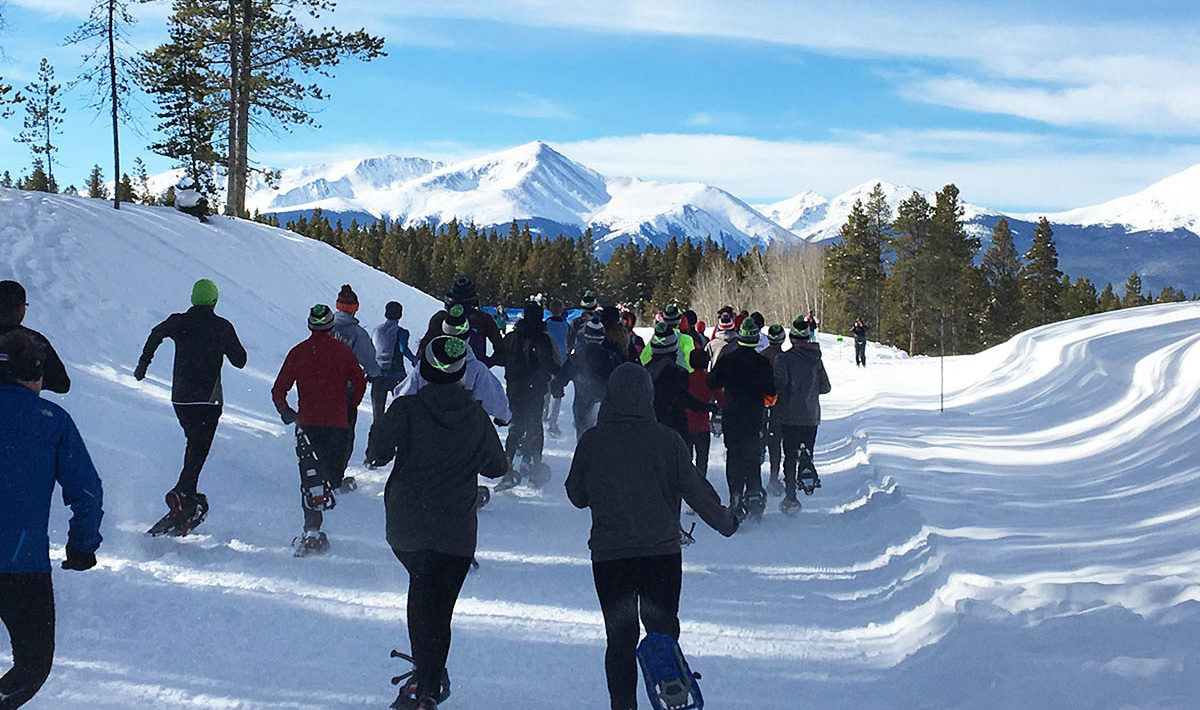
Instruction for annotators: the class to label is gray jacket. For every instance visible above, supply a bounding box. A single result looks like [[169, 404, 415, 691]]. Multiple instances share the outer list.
[[565, 363, 736, 561], [705, 328, 737, 366], [332, 310, 380, 378], [772, 343, 831, 426]]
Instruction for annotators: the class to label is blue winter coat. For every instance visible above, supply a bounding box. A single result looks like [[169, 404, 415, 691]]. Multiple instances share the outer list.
[[0, 384, 103, 573]]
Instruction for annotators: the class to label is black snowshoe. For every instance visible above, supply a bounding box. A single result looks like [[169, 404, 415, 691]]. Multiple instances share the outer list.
[[390, 650, 451, 709], [293, 530, 329, 557], [779, 495, 801, 514], [337, 475, 358, 494], [745, 490, 766, 521], [297, 427, 337, 511], [147, 491, 209, 536], [493, 465, 521, 493], [766, 477, 785, 497], [524, 460, 551, 488], [797, 444, 820, 496]]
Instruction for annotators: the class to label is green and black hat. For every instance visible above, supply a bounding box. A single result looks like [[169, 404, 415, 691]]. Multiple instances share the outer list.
[[308, 304, 335, 331], [766, 324, 786, 344], [737, 319, 760, 347], [421, 335, 468, 384], [650, 321, 679, 354], [662, 303, 682, 327], [442, 303, 471, 338], [580, 290, 598, 311]]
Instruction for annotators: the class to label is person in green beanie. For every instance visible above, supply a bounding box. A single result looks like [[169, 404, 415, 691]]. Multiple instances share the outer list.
[[134, 278, 247, 536]]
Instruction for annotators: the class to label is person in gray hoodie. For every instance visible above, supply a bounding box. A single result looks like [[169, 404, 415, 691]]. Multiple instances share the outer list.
[[566, 363, 737, 710], [331, 284, 378, 476], [366, 335, 507, 710], [772, 320, 832, 512]]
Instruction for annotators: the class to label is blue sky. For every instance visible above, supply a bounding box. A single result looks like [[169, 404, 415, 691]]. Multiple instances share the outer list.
[[2, 0, 1199, 211]]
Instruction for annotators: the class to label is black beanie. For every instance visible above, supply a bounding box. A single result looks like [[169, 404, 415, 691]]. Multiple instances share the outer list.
[[449, 277, 477, 306], [0, 280, 25, 316], [420, 335, 468, 384], [385, 301, 403, 320], [523, 301, 543, 323]]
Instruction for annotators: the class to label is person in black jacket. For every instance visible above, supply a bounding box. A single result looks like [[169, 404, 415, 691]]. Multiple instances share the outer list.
[[551, 316, 624, 440], [134, 278, 247, 530], [706, 319, 776, 521], [367, 335, 507, 710], [0, 280, 70, 394], [566, 363, 737, 710], [852, 318, 869, 367], [645, 322, 714, 441], [495, 302, 559, 490]]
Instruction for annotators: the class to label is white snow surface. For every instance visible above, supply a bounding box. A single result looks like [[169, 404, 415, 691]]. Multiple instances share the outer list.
[[5, 188, 1200, 709], [1028, 163, 1200, 234]]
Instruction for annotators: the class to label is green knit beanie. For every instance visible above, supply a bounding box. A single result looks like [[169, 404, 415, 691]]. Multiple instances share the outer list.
[[191, 278, 219, 306]]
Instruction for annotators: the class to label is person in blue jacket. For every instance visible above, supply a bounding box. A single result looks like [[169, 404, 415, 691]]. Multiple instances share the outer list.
[[0, 330, 104, 709]]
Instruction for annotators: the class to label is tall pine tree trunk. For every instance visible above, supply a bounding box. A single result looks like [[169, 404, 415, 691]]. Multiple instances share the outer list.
[[225, 1, 241, 216], [234, 0, 252, 218], [108, 0, 120, 209]]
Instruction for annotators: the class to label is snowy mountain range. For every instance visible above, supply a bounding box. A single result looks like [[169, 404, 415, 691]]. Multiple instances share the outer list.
[[149, 141, 1200, 293]]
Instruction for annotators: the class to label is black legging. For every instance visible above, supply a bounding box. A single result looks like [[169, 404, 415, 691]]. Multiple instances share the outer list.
[[505, 381, 546, 466], [172, 404, 221, 496], [592, 554, 683, 710], [393, 550, 472, 700], [725, 438, 764, 505], [687, 431, 711, 478], [298, 425, 350, 531], [782, 424, 819, 497], [0, 573, 54, 710], [370, 376, 403, 432]]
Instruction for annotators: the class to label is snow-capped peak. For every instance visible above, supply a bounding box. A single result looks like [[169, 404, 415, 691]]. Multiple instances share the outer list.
[[1034, 162, 1200, 234]]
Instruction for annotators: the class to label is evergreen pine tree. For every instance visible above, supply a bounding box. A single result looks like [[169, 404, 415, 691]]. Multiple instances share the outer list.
[[1019, 217, 1063, 328], [115, 173, 135, 202], [1098, 283, 1121, 311], [928, 184, 982, 354], [66, 0, 137, 209], [0, 171, 12, 188], [1122, 271, 1148, 308], [15, 59, 64, 190], [1156, 285, 1187, 303], [22, 158, 53, 192], [86, 164, 109, 199], [133, 157, 155, 204], [981, 217, 1023, 345], [886, 192, 935, 355], [1059, 276, 1098, 320]]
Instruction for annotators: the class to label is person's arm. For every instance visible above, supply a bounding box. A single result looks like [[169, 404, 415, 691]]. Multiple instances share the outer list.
[[564, 438, 590, 509], [538, 334, 560, 375], [469, 364, 512, 422], [400, 327, 419, 365], [224, 321, 248, 369], [134, 315, 175, 381], [55, 415, 104, 559], [818, 361, 831, 395], [476, 408, 508, 479], [270, 353, 297, 419], [38, 333, 71, 393], [675, 437, 736, 536], [366, 397, 407, 468], [760, 357, 778, 397], [477, 313, 506, 367], [565, 318, 577, 355], [705, 356, 725, 390], [346, 350, 368, 406], [551, 355, 574, 397], [356, 327, 380, 378]]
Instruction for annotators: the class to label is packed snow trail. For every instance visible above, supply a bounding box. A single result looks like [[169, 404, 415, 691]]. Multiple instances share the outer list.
[[2, 189, 1200, 709]]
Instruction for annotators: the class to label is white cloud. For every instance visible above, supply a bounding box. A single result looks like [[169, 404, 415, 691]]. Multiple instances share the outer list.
[[481, 92, 574, 120], [333, 0, 1200, 134]]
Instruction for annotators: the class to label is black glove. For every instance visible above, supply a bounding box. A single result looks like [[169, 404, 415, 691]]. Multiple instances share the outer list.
[[133, 365, 147, 381], [62, 545, 97, 571], [724, 514, 740, 537], [493, 417, 510, 427], [280, 408, 298, 425]]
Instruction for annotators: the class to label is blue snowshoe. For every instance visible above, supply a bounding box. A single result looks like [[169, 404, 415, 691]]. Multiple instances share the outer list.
[[636, 632, 704, 710]]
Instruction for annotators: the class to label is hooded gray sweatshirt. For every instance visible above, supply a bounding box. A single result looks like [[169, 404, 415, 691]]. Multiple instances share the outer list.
[[565, 363, 737, 561]]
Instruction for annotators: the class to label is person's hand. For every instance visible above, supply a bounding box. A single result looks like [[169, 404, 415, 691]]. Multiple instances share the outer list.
[[61, 545, 97, 571], [280, 408, 298, 425], [724, 514, 740, 537], [133, 365, 146, 381]]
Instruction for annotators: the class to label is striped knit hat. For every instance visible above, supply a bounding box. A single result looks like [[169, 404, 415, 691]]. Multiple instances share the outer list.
[[308, 304, 335, 331], [582, 316, 606, 342], [650, 321, 678, 355], [766, 324, 786, 344], [790, 315, 814, 342], [421, 335, 468, 384], [335, 284, 359, 313], [442, 303, 470, 338], [737, 319, 760, 347], [662, 303, 682, 327], [580, 290, 598, 311], [715, 312, 735, 331]]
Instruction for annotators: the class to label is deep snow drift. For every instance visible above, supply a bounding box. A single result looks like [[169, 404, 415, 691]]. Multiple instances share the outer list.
[[2, 189, 1200, 709]]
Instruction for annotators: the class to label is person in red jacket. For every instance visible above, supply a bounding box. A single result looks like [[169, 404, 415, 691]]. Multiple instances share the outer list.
[[685, 349, 722, 478], [271, 304, 367, 556]]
